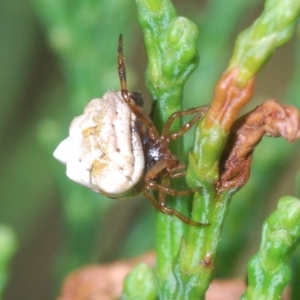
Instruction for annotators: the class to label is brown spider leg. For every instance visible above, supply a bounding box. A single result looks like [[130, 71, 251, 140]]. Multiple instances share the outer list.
[[148, 180, 193, 196], [145, 159, 168, 182], [148, 165, 197, 196], [143, 182, 191, 223], [167, 163, 186, 178], [162, 105, 210, 140], [167, 163, 201, 192], [146, 161, 194, 196], [117, 34, 159, 139], [145, 161, 188, 196], [158, 176, 208, 226], [145, 161, 207, 226], [144, 185, 207, 226]]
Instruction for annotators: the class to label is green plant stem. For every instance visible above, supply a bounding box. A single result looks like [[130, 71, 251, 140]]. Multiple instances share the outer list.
[[185, 0, 260, 109], [177, 118, 231, 299], [291, 171, 300, 299], [136, 0, 199, 128], [181, 1, 300, 298], [219, 29, 300, 278], [135, 0, 200, 298], [228, 0, 300, 86], [123, 263, 157, 300], [174, 189, 232, 299], [242, 196, 300, 300]]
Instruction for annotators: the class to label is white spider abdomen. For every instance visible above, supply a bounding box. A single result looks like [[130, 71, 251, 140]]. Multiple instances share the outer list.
[[53, 91, 145, 198]]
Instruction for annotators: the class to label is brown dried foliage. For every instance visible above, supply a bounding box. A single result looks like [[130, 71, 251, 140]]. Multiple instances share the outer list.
[[218, 99, 300, 191], [202, 69, 300, 192]]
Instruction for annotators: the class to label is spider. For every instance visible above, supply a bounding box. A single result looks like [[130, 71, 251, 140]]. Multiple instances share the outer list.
[[117, 34, 209, 226]]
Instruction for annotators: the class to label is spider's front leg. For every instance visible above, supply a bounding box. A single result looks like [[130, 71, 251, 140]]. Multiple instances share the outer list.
[[117, 34, 158, 138]]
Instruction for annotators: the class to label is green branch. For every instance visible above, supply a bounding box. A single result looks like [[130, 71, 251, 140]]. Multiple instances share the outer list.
[[136, 0, 199, 127], [242, 196, 300, 300], [180, 1, 300, 298], [123, 264, 157, 300], [134, 0, 200, 298], [228, 0, 300, 86]]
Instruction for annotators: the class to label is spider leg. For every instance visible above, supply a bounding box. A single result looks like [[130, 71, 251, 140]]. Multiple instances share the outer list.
[[167, 163, 186, 178], [148, 180, 193, 196], [145, 161, 207, 226], [158, 177, 208, 226], [146, 161, 193, 196], [151, 163, 202, 193], [117, 35, 159, 138], [145, 159, 168, 182], [144, 184, 208, 226], [162, 105, 210, 140]]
